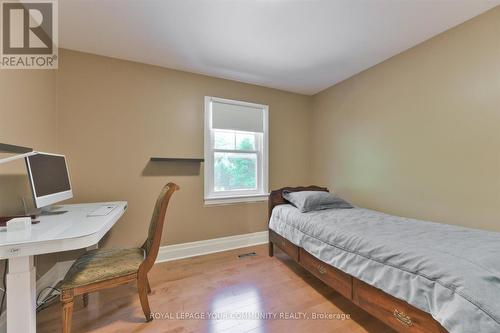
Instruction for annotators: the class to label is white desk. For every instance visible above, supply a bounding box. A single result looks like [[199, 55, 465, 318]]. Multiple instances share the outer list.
[[0, 201, 127, 333]]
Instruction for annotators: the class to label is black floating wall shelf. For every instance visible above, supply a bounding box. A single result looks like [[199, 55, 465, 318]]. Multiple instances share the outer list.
[[0, 143, 33, 154], [150, 157, 204, 162]]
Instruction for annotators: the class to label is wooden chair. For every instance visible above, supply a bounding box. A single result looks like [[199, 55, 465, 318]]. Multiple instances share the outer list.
[[58, 183, 180, 333]]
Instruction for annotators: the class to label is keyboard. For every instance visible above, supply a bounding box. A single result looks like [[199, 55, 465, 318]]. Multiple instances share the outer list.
[[87, 205, 118, 217]]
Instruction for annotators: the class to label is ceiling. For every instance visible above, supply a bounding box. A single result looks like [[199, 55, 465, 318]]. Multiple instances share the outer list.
[[59, 0, 500, 95]]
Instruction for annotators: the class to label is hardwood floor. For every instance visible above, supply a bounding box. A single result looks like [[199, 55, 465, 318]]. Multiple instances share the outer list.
[[37, 245, 395, 333]]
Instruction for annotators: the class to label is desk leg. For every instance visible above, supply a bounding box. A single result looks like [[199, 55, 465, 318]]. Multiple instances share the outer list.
[[6, 256, 36, 333]]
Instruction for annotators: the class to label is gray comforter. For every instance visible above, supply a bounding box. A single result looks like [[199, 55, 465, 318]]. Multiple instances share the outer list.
[[269, 204, 500, 333]]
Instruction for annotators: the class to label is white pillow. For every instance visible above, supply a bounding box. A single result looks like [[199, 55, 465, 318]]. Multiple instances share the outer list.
[[283, 191, 353, 213]]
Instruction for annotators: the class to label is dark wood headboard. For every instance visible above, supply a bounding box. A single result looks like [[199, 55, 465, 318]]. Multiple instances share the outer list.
[[268, 185, 329, 220]]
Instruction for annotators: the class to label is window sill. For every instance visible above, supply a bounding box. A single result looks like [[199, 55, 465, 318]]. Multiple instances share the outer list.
[[204, 194, 269, 206]]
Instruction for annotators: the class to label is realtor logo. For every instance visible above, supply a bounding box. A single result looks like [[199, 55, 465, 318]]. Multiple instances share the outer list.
[[1, 0, 58, 69]]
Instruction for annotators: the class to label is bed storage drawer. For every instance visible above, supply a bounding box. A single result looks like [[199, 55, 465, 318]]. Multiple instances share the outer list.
[[299, 249, 352, 300], [352, 279, 447, 333], [269, 230, 299, 261]]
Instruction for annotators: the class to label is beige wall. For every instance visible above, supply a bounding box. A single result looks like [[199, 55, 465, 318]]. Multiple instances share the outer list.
[[0, 70, 59, 274], [0, 70, 58, 214], [3, 4, 498, 275], [57, 49, 312, 248], [311, 7, 500, 231]]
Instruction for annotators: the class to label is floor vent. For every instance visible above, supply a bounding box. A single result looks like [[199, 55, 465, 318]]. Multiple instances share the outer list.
[[238, 252, 257, 258]]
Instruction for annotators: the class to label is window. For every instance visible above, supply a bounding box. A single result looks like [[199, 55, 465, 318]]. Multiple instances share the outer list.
[[204, 96, 268, 205]]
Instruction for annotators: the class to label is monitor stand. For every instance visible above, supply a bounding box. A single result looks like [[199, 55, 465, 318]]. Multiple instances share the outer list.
[[36, 206, 68, 216], [40, 210, 68, 216]]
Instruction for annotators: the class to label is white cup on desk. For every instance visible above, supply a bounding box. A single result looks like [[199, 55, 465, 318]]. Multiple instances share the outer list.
[[6, 217, 32, 242]]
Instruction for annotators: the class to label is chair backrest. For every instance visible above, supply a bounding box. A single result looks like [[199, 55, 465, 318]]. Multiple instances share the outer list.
[[140, 183, 179, 272]]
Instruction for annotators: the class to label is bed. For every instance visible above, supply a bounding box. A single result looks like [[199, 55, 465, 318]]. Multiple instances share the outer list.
[[268, 186, 500, 333]]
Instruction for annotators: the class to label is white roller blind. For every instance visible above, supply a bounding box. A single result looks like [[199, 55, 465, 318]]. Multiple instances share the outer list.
[[212, 100, 264, 133]]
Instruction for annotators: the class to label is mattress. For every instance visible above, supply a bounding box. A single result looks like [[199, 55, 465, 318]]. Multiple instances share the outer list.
[[269, 204, 500, 333]]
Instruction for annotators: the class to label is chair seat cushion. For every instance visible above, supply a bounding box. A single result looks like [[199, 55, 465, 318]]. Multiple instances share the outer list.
[[60, 248, 145, 290]]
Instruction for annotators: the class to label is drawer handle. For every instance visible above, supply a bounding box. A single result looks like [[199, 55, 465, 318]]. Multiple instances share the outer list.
[[317, 265, 327, 275], [393, 309, 413, 327]]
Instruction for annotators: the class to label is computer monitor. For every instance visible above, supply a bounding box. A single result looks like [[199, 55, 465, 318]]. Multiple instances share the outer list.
[[25, 152, 73, 209]]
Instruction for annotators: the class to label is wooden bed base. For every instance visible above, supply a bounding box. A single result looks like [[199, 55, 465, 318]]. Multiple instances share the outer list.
[[268, 186, 448, 333]]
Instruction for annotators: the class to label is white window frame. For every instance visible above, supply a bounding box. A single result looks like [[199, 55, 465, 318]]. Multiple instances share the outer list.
[[204, 96, 269, 205]]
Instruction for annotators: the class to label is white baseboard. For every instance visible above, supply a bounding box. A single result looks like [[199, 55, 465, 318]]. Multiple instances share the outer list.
[[0, 260, 73, 333], [156, 231, 269, 263]]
